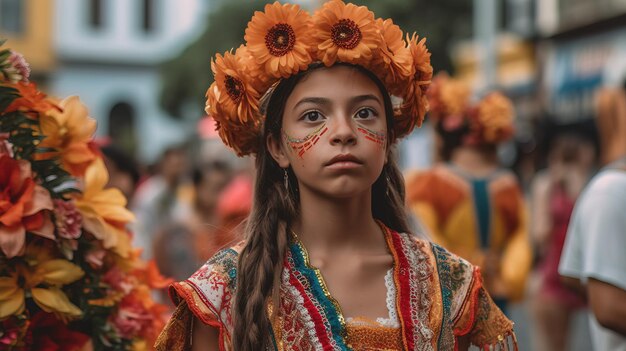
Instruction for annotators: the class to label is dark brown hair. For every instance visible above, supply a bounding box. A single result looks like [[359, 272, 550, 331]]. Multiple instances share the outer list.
[[232, 63, 411, 350]]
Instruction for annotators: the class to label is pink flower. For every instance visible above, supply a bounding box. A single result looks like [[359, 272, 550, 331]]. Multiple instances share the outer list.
[[85, 244, 106, 269], [53, 199, 82, 239], [109, 296, 152, 339], [1, 51, 30, 83], [102, 267, 133, 294], [0, 133, 13, 157]]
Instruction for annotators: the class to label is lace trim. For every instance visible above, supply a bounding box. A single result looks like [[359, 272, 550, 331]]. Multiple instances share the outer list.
[[345, 269, 399, 328]]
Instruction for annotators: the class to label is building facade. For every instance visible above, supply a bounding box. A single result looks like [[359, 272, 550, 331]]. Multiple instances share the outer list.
[[51, 0, 207, 163]]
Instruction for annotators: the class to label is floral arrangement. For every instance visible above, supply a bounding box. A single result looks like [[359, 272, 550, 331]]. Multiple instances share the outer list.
[[205, 0, 433, 156], [0, 41, 170, 351], [426, 72, 515, 145]]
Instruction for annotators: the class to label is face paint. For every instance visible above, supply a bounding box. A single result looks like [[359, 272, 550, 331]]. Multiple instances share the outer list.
[[283, 123, 329, 158], [357, 125, 386, 150]]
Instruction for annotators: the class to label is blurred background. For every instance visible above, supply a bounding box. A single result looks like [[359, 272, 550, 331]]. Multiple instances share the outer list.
[[2, 0, 626, 349]]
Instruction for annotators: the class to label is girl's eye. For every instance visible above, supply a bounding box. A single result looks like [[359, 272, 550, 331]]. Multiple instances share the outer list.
[[355, 108, 377, 120], [302, 111, 324, 122]]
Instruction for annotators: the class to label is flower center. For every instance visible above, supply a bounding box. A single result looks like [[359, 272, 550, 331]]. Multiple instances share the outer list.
[[225, 75, 244, 103], [331, 19, 362, 50], [265, 23, 296, 57]]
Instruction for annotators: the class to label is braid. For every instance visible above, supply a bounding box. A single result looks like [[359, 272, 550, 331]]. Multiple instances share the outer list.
[[232, 66, 304, 351]]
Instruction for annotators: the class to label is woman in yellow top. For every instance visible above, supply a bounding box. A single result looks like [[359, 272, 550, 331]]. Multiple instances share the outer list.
[[156, 2, 518, 350], [406, 74, 532, 314]]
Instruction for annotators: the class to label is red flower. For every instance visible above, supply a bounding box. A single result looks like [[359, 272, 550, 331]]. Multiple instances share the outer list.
[[25, 312, 91, 351]]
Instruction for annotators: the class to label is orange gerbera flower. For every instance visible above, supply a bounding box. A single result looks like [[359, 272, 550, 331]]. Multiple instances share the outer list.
[[427, 73, 471, 122], [211, 51, 260, 124], [38, 96, 98, 177], [372, 18, 412, 93], [472, 92, 515, 144], [312, 0, 381, 67], [4, 82, 60, 116], [244, 2, 313, 79], [398, 33, 432, 134]]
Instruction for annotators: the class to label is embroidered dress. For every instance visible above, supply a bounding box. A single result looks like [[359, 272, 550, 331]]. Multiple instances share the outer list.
[[155, 225, 517, 350], [406, 164, 532, 304]]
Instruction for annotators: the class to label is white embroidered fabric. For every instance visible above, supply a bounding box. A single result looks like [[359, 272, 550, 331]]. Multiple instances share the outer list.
[[346, 269, 399, 328]]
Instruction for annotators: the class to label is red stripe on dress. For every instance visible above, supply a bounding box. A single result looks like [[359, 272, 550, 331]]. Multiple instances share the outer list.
[[386, 228, 416, 350], [285, 259, 335, 350]]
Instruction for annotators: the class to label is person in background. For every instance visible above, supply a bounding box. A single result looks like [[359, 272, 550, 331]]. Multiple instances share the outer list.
[[559, 85, 626, 350], [530, 123, 596, 351], [406, 73, 532, 315], [132, 144, 190, 259]]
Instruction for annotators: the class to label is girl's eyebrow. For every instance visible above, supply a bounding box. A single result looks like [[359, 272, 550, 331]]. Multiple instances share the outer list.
[[350, 94, 382, 106], [294, 94, 381, 109], [294, 97, 331, 109]]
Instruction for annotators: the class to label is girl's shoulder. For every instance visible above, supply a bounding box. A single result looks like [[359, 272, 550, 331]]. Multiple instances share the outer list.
[[167, 241, 245, 328]]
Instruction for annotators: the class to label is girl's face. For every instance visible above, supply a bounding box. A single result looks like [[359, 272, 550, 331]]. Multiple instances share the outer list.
[[268, 65, 388, 199]]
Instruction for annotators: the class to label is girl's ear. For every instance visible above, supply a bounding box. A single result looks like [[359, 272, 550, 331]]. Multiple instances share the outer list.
[[267, 134, 291, 168]]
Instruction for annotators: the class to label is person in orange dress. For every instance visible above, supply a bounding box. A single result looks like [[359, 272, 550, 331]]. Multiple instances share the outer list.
[[406, 74, 532, 315]]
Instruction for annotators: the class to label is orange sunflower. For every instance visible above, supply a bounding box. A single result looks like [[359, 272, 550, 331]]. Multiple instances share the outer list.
[[207, 82, 259, 156], [372, 18, 412, 94], [244, 2, 313, 79], [427, 73, 471, 122], [312, 0, 381, 67], [398, 33, 432, 134], [211, 51, 260, 124], [472, 92, 515, 144]]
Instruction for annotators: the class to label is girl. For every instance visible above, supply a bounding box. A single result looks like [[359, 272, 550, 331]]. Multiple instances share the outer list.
[[156, 2, 518, 350], [406, 74, 532, 315]]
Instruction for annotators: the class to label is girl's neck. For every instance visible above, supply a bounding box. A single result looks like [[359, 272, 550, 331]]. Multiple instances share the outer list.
[[450, 146, 499, 178], [293, 188, 385, 255]]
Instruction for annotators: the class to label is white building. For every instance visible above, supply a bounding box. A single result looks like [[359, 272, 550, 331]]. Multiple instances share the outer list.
[[51, 0, 208, 163]]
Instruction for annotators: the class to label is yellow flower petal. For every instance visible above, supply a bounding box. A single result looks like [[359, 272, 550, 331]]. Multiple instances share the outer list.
[[83, 157, 110, 197], [0, 276, 20, 300], [32, 287, 82, 317], [36, 259, 85, 285], [0, 287, 25, 319]]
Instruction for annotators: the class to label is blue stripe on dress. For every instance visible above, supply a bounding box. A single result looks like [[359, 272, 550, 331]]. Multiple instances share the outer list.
[[471, 179, 491, 249], [289, 242, 350, 350]]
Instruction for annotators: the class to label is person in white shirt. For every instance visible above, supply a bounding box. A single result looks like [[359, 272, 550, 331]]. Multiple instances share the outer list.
[[559, 86, 626, 351]]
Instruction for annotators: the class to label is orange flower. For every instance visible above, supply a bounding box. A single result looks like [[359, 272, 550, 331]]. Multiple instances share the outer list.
[[38, 96, 98, 177], [0, 155, 54, 258], [4, 82, 60, 116], [398, 33, 433, 136], [427, 73, 471, 122], [472, 92, 515, 144], [244, 2, 313, 79], [311, 0, 381, 67], [74, 157, 135, 258], [372, 18, 412, 93], [211, 51, 260, 124]]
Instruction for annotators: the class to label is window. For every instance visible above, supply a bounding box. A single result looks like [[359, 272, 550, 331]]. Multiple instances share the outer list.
[[142, 0, 155, 33], [0, 0, 24, 34], [89, 0, 103, 29]]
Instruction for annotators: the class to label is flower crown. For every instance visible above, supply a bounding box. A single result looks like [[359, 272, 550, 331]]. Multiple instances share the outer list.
[[205, 0, 433, 156], [427, 73, 515, 145]]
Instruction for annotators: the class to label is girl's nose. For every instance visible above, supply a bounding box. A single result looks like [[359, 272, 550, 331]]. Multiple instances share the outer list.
[[329, 117, 357, 146]]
